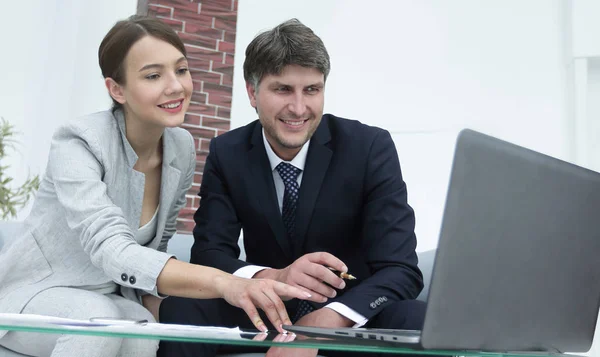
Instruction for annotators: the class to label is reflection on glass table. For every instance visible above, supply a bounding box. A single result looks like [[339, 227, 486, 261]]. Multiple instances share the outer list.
[[0, 314, 587, 357]]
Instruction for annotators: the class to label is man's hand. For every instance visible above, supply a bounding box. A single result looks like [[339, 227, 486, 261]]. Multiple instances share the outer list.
[[255, 252, 348, 303], [266, 308, 354, 357]]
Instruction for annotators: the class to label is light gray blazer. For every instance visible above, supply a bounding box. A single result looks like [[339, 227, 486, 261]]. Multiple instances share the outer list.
[[0, 110, 195, 334]]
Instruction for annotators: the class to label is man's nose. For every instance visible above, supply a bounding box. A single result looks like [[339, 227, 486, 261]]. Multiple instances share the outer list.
[[287, 92, 307, 117]]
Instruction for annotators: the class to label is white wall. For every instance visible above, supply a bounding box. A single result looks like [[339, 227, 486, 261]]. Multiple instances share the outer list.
[[571, 0, 600, 58], [233, 0, 572, 252], [570, 0, 600, 175], [0, 0, 137, 219]]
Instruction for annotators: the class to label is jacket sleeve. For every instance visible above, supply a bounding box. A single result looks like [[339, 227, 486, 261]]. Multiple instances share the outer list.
[[190, 138, 248, 273], [48, 124, 172, 297], [329, 130, 423, 319]]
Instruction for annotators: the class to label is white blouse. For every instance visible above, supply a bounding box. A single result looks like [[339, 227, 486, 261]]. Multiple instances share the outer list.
[[136, 206, 159, 246]]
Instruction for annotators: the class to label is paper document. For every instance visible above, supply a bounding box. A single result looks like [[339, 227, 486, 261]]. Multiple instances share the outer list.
[[0, 313, 260, 341]]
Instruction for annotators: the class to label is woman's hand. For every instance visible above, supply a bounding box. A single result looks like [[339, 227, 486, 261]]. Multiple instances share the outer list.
[[141, 294, 162, 322], [215, 275, 311, 333], [156, 259, 310, 333]]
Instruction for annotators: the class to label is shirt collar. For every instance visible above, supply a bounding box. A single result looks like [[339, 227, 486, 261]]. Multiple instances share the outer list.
[[262, 128, 310, 172]]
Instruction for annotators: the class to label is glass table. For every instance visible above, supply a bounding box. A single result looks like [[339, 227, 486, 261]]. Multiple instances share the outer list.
[[0, 314, 586, 357]]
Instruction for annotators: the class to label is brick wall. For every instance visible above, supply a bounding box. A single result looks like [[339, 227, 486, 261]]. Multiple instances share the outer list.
[[140, 0, 238, 233]]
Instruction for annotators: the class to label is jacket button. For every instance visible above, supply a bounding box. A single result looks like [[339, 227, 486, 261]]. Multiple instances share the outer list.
[[121, 273, 128, 282], [129, 276, 136, 285]]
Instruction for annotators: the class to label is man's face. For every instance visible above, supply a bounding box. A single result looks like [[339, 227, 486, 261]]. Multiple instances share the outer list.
[[247, 65, 325, 160]]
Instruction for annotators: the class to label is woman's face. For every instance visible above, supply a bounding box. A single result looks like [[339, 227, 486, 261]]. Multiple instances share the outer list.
[[114, 35, 193, 129]]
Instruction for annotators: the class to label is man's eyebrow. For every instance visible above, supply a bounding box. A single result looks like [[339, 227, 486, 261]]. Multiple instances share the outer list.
[[267, 81, 324, 88], [139, 57, 187, 72], [268, 81, 289, 87]]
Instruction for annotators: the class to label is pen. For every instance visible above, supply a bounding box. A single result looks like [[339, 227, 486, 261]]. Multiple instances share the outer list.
[[328, 268, 356, 280]]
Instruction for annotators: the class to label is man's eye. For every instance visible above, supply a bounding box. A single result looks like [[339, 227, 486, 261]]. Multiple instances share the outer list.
[[177, 68, 189, 75], [146, 74, 160, 80]]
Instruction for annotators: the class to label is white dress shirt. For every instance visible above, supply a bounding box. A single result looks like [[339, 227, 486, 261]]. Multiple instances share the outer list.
[[233, 129, 367, 327]]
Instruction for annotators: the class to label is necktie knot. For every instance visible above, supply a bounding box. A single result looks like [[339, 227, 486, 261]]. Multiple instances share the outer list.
[[275, 162, 302, 183]]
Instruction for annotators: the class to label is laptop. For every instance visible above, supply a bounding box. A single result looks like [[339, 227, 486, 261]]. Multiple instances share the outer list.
[[285, 129, 600, 353]]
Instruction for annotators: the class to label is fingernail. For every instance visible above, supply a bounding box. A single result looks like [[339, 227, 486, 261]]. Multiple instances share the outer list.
[[341, 265, 348, 272], [339, 281, 346, 289], [260, 325, 268, 332], [280, 324, 288, 334], [304, 292, 312, 298]]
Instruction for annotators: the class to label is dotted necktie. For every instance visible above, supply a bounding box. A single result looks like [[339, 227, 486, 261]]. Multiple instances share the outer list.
[[275, 163, 314, 322], [275, 162, 302, 241], [292, 299, 315, 323]]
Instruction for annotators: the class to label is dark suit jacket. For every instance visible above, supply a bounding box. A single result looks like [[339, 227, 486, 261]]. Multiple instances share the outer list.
[[191, 114, 423, 320]]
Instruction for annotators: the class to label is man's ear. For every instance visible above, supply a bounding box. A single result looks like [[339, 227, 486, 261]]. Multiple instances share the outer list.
[[246, 81, 257, 108], [105, 78, 126, 105]]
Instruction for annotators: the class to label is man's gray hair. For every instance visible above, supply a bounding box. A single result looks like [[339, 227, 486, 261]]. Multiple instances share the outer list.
[[243, 18, 331, 89]]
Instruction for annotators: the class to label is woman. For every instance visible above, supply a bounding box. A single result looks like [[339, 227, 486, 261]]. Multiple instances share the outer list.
[[0, 15, 309, 357]]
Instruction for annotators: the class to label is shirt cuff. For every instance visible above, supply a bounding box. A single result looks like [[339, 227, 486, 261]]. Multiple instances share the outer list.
[[234, 265, 269, 279], [135, 289, 169, 304], [325, 302, 368, 327]]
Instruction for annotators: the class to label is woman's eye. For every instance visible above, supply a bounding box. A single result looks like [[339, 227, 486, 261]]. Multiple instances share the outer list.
[[177, 68, 189, 75], [146, 74, 160, 80]]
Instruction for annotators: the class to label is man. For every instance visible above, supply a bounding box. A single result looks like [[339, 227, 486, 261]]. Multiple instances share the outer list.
[[158, 18, 425, 357]]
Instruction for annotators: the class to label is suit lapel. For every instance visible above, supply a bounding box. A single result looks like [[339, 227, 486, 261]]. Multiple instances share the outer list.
[[115, 110, 181, 248], [115, 110, 145, 232], [127, 171, 145, 233], [294, 118, 332, 257], [149, 131, 181, 249], [247, 124, 292, 258]]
